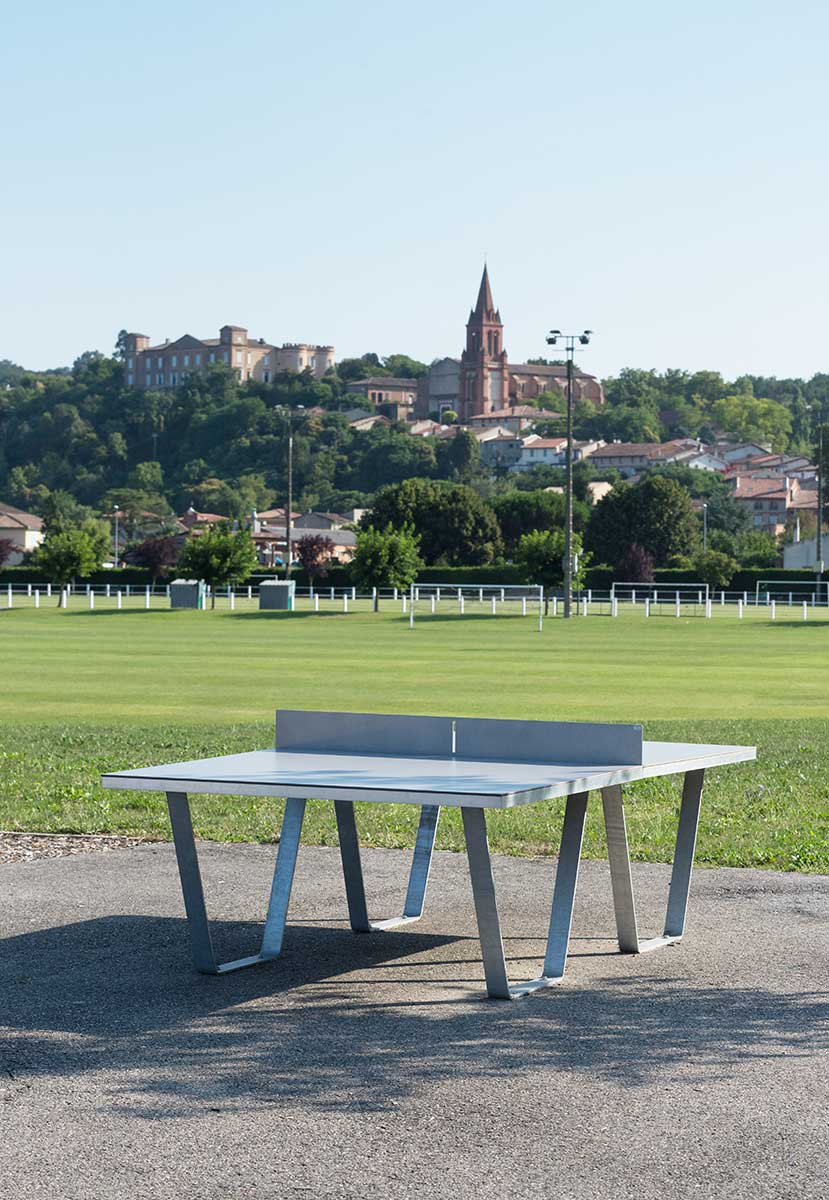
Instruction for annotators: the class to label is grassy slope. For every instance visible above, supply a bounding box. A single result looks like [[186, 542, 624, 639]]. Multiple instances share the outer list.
[[1, 600, 827, 870]]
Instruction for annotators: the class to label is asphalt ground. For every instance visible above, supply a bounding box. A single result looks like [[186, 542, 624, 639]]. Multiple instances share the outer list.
[[1, 840, 827, 1200]]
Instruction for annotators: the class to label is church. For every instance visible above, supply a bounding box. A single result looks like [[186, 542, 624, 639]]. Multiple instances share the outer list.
[[415, 266, 604, 422]]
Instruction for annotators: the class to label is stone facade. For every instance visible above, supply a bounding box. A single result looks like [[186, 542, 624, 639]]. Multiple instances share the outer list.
[[122, 326, 334, 390]]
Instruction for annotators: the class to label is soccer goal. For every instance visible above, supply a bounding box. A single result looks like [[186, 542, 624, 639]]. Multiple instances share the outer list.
[[755, 578, 829, 606], [610, 581, 710, 605], [407, 582, 545, 627]]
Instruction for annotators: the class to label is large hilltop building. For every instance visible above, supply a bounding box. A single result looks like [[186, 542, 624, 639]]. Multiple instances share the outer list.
[[416, 267, 604, 421], [122, 326, 334, 390]]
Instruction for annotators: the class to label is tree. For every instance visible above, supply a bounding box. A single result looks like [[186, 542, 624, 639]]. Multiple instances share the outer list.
[[365, 479, 503, 566], [0, 538, 16, 567], [514, 529, 589, 609], [616, 543, 655, 583], [296, 534, 335, 581], [491, 489, 590, 555], [178, 524, 258, 608], [586, 476, 700, 567], [349, 525, 423, 610], [693, 549, 737, 590], [34, 528, 105, 599], [710, 394, 792, 451], [124, 535, 180, 584], [733, 529, 779, 568]]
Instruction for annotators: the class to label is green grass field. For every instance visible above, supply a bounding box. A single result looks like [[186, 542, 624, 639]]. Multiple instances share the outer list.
[[1, 596, 827, 871]]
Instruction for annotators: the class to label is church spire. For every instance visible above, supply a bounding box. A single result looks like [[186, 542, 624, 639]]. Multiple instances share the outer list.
[[473, 263, 495, 317]]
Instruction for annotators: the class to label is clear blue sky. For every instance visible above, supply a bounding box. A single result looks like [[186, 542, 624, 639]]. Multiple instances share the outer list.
[[3, 1, 828, 380]]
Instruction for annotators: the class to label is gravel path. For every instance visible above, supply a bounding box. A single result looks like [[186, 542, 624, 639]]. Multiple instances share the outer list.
[[0, 831, 146, 864]]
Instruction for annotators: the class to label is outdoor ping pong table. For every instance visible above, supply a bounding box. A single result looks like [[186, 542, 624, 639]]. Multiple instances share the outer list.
[[102, 710, 756, 1000]]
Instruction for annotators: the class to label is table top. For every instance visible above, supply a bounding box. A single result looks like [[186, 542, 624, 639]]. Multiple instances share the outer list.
[[102, 741, 756, 809]]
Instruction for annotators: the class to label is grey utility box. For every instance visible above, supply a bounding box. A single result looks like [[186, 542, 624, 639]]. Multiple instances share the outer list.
[[170, 579, 206, 610], [259, 580, 296, 611]]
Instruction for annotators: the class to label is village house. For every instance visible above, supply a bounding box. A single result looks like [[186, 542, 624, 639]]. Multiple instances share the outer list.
[[0, 502, 44, 564]]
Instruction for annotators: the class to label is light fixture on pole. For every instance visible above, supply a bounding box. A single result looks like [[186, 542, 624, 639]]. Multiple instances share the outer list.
[[806, 403, 826, 599], [545, 329, 594, 618], [276, 405, 305, 578], [112, 504, 120, 569]]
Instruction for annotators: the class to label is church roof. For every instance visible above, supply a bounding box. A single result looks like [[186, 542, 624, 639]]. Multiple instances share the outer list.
[[469, 264, 501, 323]]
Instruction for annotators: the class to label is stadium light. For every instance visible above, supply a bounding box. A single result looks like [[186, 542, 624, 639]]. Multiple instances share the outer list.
[[275, 405, 305, 578], [543, 329, 595, 618]]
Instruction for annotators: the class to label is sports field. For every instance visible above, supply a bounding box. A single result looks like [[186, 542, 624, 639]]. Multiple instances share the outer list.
[[1, 598, 827, 871]]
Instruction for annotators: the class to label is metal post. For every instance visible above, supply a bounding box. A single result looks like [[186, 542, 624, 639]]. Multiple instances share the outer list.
[[89, 592, 94, 610], [34, 590, 40, 608], [285, 413, 293, 580], [564, 352, 574, 618], [702, 502, 708, 551]]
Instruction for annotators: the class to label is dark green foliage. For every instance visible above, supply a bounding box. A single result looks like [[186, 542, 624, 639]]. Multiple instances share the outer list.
[[350, 525, 423, 608], [364, 479, 503, 565], [587, 476, 700, 567]]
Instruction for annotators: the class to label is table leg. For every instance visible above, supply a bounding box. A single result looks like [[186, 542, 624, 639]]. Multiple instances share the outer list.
[[166, 791, 306, 974], [334, 801, 441, 932], [601, 769, 705, 954], [462, 795, 589, 1000], [461, 807, 511, 999]]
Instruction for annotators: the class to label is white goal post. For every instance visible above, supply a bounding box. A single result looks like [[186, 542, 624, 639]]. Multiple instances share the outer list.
[[755, 578, 829, 605], [610, 581, 710, 603]]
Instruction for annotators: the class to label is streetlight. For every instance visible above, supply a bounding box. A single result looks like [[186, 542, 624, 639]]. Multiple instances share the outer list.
[[275, 405, 305, 578], [112, 504, 120, 569], [545, 328, 594, 618], [807, 403, 826, 599], [702, 502, 708, 552]]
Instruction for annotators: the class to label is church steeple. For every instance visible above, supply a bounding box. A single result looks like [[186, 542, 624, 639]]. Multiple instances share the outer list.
[[459, 263, 509, 421]]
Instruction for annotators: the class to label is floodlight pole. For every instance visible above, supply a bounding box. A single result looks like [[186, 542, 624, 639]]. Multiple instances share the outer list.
[[818, 419, 824, 598], [703, 502, 708, 552], [286, 415, 294, 579], [113, 505, 120, 570], [546, 329, 593, 619]]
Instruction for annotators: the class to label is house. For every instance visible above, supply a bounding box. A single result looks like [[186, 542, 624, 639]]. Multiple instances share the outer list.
[[294, 511, 349, 530], [514, 437, 568, 471], [467, 406, 542, 432], [586, 481, 613, 505], [685, 451, 728, 472], [349, 413, 389, 432], [730, 475, 802, 535], [0, 502, 44, 563], [251, 523, 357, 566], [587, 439, 701, 477], [346, 377, 418, 421], [474, 427, 524, 469], [178, 508, 225, 530], [715, 442, 770, 464]]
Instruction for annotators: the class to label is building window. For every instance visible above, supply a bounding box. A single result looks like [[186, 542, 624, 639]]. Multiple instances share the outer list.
[[157, 373, 163, 386], [246, 352, 251, 366], [157, 356, 163, 369], [209, 352, 215, 363], [171, 355, 177, 368], [170, 373, 177, 386], [127, 372, 134, 386], [263, 371, 270, 383], [184, 354, 190, 367], [223, 351, 229, 364], [195, 353, 201, 365], [127, 357, 133, 369], [235, 351, 242, 365], [146, 374, 151, 387]]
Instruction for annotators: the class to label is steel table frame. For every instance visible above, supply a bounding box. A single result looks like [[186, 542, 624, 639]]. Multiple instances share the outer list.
[[102, 710, 755, 1000]]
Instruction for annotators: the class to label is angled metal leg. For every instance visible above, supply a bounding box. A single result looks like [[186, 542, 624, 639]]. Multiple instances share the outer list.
[[166, 791, 306, 975], [166, 791, 218, 973], [373, 805, 441, 930], [664, 769, 705, 938], [335, 801, 441, 932], [463, 795, 589, 1000], [601, 769, 705, 954], [334, 800, 371, 932], [461, 807, 511, 999]]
